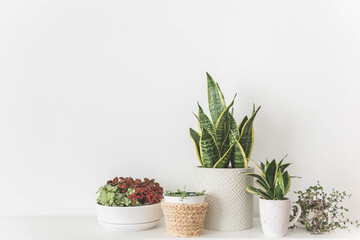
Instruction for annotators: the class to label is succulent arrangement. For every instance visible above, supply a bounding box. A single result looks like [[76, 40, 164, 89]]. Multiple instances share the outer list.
[[291, 182, 360, 234], [190, 73, 260, 168], [245, 157, 292, 200], [165, 185, 206, 201], [96, 177, 163, 206]]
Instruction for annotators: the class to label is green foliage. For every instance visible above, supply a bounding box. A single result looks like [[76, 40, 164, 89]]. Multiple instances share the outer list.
[[290, 182, 360, 234], [190, 73, 261, 168], [245, 157, 293, 200], [96, 185, 140, 207], [165, 185, 206, 202]]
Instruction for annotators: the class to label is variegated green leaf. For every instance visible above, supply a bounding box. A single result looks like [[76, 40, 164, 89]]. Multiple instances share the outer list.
[[277, 170, 284, 190], [267, 188, 275, 199], [214, 97, 235, 152], [260, 162, 265, 172], [220, 134, 230, 156], [246, 186, 270, 199], [283, 171, 291, 195], [244, 173, 269, 190], [200, 128, 220, 168], [278, 154, 288, 166], [189, 128, 203, 167], [275, 185, 283, 200], [229, 131, 247, 168], [207, 73, 225, 124], [238, 115, 248, 135], [213, 145, 233, 168], [198, 103, 215, 136], [229, 113, 239, 140], [246, 186, 258, 195], [265, 160, 278, 188], [239, 106, 261, 158], [279, 163, 291, 172], [216, 82, 226, 107], [248, 159, 265, 177]]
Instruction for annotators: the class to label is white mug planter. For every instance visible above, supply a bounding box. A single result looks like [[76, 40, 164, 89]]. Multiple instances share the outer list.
[[259, 198, 301, 237], [96, 203, 162, 231], [164, 192, 205, 204]]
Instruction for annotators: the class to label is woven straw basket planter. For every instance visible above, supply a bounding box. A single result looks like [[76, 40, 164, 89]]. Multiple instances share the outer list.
[[194, 167, 254, 231], [161, 202, 208, 237]]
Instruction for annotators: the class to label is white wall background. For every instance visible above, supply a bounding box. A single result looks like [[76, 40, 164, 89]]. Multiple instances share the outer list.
[[0, 0, 359, 219]]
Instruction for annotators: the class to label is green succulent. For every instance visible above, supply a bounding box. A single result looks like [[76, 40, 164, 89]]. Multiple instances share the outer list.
[[190, 73, 260, 168], [245, 157, 292, 200], [165, 185, 206, 201]]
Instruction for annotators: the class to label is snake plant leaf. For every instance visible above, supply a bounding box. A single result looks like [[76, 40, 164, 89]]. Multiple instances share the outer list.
[[193, 112, 199, 121], [267, 188, 275, 199], [229, 113, 240, 140], [220, 134, 230, 156], [275, 185, 283, 200], [277, 170, 284, 190], [248, 159, 265, 178], [255, 180, 268, 191], [246, 186, 270, 199], [207, 73, 225, 124], [193, 113, 201, 133], [189, 128, 203, 167], [278, 154, 288, 166], [215, 96, 235, 151], [213, 145, 234, 168], [239, 106, 261, 158], [238, 115, 248, 135], [229, 131, 247, 168], [198, 103, 215, 136], [283, 171, 291, 195], [200, 128, 220, 168], [245, 186, 259, 195], [265, 159, 278, 188], [244, 173, 269, 190], [279, 163, 291, 172], [216, 82, 226, 107], [260, 162, 265, 172]]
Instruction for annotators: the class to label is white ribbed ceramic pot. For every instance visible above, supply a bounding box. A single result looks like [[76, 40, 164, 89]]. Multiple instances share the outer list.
[[259, 198, 301, 237], [96, 203, 162, 231], [194, 167, 254, 231]]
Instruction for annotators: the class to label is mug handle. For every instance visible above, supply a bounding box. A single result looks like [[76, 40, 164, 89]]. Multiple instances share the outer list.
[[289, 203, 302, 227]]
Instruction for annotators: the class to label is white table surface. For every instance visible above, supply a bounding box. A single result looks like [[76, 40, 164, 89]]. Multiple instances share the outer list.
[[0, 217, 359, 240]]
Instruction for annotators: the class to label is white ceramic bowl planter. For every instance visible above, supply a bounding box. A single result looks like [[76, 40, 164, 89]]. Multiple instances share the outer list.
[[259, 198, 301, 237], [164, 192, 205, 204], [96, 203, 162, 231]]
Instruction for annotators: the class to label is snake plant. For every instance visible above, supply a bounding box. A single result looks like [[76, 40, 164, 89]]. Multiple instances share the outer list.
[[189, 73, 260, 168], [245, 157, 292, 200]]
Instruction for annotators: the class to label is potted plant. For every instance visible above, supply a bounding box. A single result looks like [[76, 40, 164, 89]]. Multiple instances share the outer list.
[[162, 186, 208, 237], [96, 177, 163, 231], [291, 181, 360, 235], [245, 157, 301, 237], [190, 73, 260, 231], [164, 186, 206, 204]]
